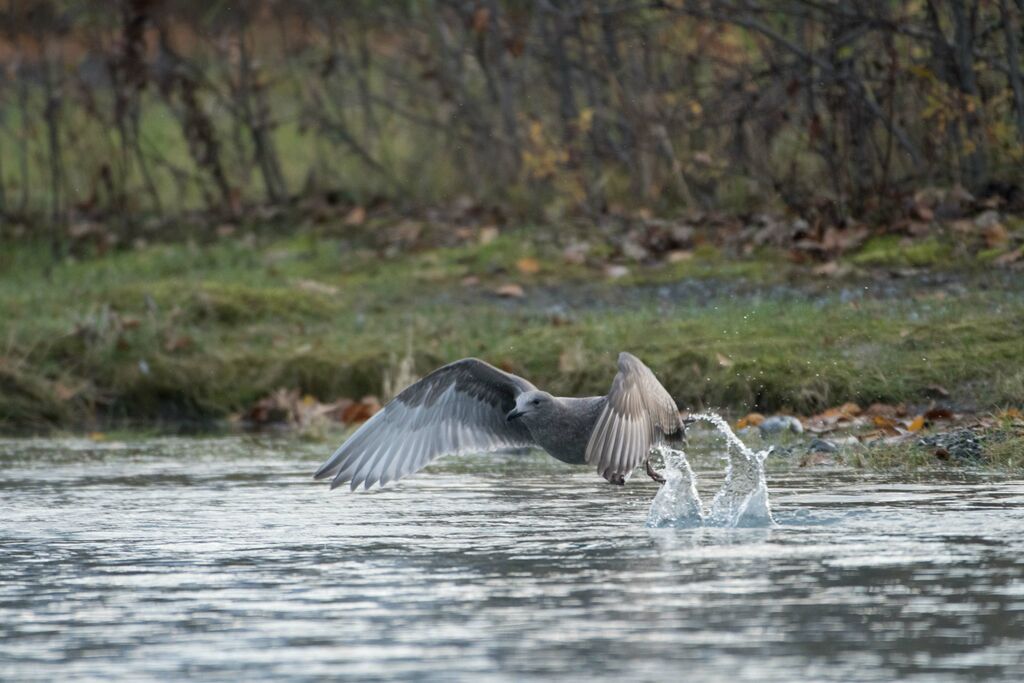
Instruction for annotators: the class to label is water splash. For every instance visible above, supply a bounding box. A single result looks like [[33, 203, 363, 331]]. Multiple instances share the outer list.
[[646, 412, 775, 528]]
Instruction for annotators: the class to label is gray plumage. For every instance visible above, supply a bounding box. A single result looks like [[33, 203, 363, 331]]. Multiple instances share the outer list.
[[313, 352, 684, 490]]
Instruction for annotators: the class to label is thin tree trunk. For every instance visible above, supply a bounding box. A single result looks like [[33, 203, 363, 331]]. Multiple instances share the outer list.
[[999, 0, 1024, 141], [41, 49, 64, 261], [16, 64, 31, 214], [238, 23, 287, 204]]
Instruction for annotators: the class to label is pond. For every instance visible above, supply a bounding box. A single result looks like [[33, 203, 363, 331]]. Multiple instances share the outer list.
[[2, 436, 1023, 681]]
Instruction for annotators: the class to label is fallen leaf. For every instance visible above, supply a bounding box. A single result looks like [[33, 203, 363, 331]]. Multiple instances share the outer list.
[[54, 383, 77, 401], [88, 432, 106, 442], [839, 402, 862, 417], [998, 408, 1023, 421], [994, 247, 1023, 266], [478, 226, 499, 245], [164, 334, 193, 352], [344, 206, 366, 226], [471, 5, 490, 33], [923, 408, 954, 421], [912, 204, 934, 222], [494, 283, 525, 298], [907, 415, 926, 432], [604, 265, 630, 279], [295, 279, 340, 296], [716, 352, 734, 368], [736, 412, 765, 429], [516, 257, 541, 275], [341, 396, 381, 424], [985, 222, 1009, 247], [865, 403, 898, 418], [667, 249, 693, 263], [813, 261, 841, 277]]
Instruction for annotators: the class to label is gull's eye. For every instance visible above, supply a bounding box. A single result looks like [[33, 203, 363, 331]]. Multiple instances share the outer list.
[[532, 399, 541, 405]]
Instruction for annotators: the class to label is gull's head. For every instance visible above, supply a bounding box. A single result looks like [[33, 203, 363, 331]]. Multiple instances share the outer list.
[[506, 391, 554, 423]]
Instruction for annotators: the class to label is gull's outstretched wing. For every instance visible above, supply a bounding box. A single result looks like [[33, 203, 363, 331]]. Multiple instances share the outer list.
[[314, 358, 536, 490], [585, 352, 682, 484]]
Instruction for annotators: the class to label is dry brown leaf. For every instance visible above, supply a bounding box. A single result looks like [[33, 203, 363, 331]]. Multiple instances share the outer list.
[[295, 279, 340, 296], [865, 403, 898, 418], [912, 205, 934, 222], [471, 6, 490, 33], [604, 265, 630, 279], [344, 206, 366, 226], [839, 402, 862, 417], [985, 222, 1009, 247], [478, 226, 499, 245], [494, 283, 525, 298], [516, 257, 541, 275], [736, 413, 765, 429], [998, 408, 1023, 421], [816, 403, 860, 422], [54, 383, 78, 402], [813, 261, 841, 277], [994, 247, 1023, 266], [667, 249, 693, 263], [164, 334, 193, 352], [341, 396, 381, 424], [950, 219, 975, 234], [923, 408, 954, 421]]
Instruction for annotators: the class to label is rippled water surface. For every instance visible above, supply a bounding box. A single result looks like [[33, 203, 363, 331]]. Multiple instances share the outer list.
[[2, 436, 1024, 682]]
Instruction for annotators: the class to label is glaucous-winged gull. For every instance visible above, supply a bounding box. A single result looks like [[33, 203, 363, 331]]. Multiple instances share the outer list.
[[314, 352, 684, 490]]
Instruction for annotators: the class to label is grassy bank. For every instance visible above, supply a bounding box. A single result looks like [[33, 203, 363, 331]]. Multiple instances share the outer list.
[[2, 231, 1023, 433]]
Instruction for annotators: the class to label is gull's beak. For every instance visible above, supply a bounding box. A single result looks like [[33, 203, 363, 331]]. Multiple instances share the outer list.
[[506, 408, 524, 422]]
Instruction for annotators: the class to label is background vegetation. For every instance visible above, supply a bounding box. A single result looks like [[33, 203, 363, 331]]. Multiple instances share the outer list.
[[1, 1, 1022, 444], [2, 0, 1023, 236]]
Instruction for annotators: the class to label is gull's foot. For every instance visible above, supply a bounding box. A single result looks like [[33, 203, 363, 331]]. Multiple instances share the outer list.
[[607, 473, 626, 486], [645, 458, 666, 484]]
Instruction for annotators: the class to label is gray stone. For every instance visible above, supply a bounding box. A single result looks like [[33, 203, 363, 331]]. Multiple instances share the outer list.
[[807, 438, 838, 453], [759, 415, 804, 435]]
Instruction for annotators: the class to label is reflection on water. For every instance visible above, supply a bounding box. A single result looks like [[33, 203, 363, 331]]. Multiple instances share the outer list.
[[2, 437, 1024, 682]]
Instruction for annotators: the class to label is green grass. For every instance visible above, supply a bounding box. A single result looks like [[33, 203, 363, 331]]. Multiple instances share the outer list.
[[2, 234, 1023, 432], [852, 235, 955, 268], [851, 427, 1024, 470]]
